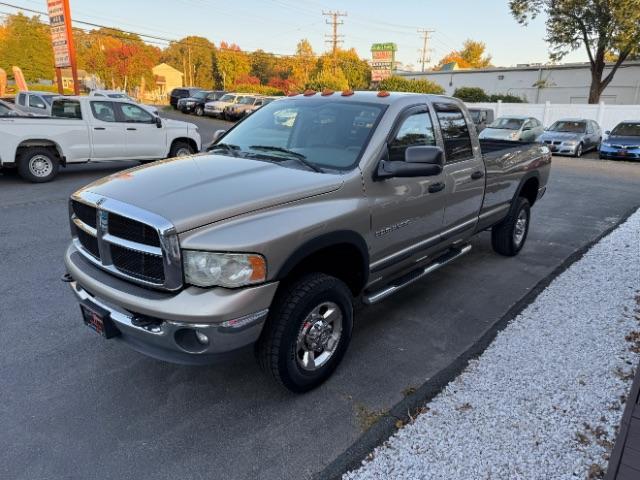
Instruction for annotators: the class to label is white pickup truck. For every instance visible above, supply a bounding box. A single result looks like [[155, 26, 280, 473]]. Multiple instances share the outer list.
[[0, 96, 201, 182]]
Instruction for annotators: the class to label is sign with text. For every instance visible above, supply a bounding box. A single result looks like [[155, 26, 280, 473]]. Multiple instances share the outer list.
[[370, 43, 397, 82], [47, 0, 72, 68]]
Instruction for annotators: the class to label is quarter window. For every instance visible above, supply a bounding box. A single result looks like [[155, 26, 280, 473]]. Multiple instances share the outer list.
[[90, 101, 116, 122], [434, 103, 473, 162], [118, 103, 153, 123], [17, 93, 26, 106], [51, 99, 82, 119], [388, 111, 436, 162]]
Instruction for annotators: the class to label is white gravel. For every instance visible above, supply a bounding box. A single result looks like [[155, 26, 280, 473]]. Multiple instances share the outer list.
[[345, 210, 640, 480]]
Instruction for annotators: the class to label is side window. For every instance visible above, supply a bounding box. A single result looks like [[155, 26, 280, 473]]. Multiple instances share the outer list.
[[117, 103, 153, 123], [17, 93, 26, 106], [90, 101, 116, 122], [29, 95, 46, 109], [434, 104, 473, 163], [388, 111, 436, 162]]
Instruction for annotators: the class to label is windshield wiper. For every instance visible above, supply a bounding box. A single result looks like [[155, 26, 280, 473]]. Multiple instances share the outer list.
[[208, 142, 241, 157], [248, 145, 323, 173]]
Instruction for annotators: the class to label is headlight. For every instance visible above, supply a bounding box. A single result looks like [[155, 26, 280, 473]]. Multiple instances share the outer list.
[[183, 251, 267, 288], [510, 132, 519, 140], [563, 140, 577, 146], [602, 142, 611, 147]]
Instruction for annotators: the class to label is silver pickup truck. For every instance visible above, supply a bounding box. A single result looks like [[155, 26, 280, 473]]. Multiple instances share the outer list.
[[64, 92, 551, 393]]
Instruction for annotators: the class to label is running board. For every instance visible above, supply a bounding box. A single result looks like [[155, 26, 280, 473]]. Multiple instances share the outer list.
[[363, 244, 472, 305]]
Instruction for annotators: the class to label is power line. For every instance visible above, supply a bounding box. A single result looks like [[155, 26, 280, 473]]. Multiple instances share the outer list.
[[417, 28, 435, 72], [323, 10, 346, 54]]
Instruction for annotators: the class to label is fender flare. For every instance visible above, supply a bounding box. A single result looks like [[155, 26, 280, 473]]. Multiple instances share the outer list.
[[512, 171, 541, 207], [275, 230, 370, 287]]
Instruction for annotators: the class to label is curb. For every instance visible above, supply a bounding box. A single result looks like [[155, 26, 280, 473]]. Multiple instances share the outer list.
[[314, 205, 640, 480]]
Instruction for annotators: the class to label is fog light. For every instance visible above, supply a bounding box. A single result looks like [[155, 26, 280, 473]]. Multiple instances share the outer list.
[[195, 331, 209, 346]]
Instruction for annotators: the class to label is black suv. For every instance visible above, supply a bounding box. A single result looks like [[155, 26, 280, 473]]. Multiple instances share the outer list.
[[169, 87, 203, 109], [178, 90, 226, 116]]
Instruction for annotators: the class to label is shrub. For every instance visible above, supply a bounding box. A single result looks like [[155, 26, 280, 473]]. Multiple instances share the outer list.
[[231, 84, 285, 96], [453, 87, 489, 102], [489, 93, 526, 103], [377, 76, 445, 94]]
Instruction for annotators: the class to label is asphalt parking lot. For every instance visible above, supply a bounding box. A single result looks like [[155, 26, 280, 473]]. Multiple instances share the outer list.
[[1, 112, 640, 479]]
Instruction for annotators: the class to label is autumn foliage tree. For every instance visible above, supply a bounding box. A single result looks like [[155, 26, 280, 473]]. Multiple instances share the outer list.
[[436, 39, 493, 70], [0, 13, 53, 82], [509, 0, 640, 103]]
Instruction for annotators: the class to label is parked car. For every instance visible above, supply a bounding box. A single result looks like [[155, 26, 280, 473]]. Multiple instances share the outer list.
[[0, 96, 201, 182], [204, 92, 242, 118], [63, 92, 551, 393], [90, 90, 159, 116], [177, 90, 226, 116], [479, 116, 544, 142], [223, 95, 265, 121], [170, 87, 203, 109], [14, 91, 58, 116], [599, 121, 640, 160], [538, 119, 601, 157], [0, 99, 27, 117], [467, 107, 494, 132]]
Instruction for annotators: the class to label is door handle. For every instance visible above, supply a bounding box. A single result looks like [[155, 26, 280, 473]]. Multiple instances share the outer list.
[[428, 182, 445, 193], [470, 170, 484, 180], [127, 127, 137, 131], [94, 127, 106, 130]]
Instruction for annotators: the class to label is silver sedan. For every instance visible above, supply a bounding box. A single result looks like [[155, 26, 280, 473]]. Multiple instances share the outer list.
[[538, 119, 602, 157]]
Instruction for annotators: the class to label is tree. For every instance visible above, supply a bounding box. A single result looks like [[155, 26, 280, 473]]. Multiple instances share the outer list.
[[306, 67, 349, 91], [161, 36, 215, 87], [289, 39, 316, 88], [212, 42, 251, 89], [509, 0, 640, 103], [437, 39, 493, 69], [377, 76, 445, 94], [312, 48, 371, 89], [0, 13, 54, 82], [453, 87, 489, 102]]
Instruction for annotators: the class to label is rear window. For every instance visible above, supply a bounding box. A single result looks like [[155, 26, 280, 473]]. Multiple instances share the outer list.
[[51, 99, 82, 119]]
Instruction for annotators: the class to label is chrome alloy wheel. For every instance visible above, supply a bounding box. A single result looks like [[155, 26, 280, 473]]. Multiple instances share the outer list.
[[513, 208, 529, 247], [28, 154, 53, 178], [296, 301, 343, 371], [175, 147, 192, 157]]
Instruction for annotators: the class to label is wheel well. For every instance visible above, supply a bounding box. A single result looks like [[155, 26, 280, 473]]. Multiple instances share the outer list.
[[284, 243, 367, 296], [16, 140, 63, 162], [171, 137, 198, 154], [519, 177, 539, 207]]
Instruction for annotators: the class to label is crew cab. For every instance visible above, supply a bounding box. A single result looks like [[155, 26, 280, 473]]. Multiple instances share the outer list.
[[0, 96, 201, 182], [63, 92, 551, 393]]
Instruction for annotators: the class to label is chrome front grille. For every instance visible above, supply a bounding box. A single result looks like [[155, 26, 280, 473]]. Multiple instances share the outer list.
[[69, 192, 182, 291]]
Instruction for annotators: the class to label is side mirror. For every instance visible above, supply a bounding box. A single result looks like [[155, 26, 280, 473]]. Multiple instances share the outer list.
[[212, 129, 227, 143], [155, 116, 162, 128], [604, 130, 611, 135], [376, 146, 444, 180], [523, 125, 532, 131]]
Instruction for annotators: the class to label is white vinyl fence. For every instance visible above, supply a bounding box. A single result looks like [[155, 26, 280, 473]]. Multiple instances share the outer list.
[[468, 101, 640, 132]]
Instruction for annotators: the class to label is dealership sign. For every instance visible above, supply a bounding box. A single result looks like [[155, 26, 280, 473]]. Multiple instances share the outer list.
[[47, 0, 72, 68], [370, 43, 397, 82]]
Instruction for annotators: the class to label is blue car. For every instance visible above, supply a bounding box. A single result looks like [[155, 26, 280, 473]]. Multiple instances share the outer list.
[[599, 121, 640, 160]]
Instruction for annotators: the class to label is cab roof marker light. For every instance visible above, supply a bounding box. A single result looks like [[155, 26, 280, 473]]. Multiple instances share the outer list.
[[303, 89, 317, 96], [341, 89, 354, 96], [287, 91, 300, 97], [377, 90, 391, 97], [321, 89, 335, 96]]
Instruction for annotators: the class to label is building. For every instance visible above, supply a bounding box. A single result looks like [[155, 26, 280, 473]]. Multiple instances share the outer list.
[[151, 63, 184, 100], [401, 61, 640, 104], [59, 68, 91, 91]]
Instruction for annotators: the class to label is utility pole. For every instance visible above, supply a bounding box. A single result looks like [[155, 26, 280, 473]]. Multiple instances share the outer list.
[[323, 10, 346, 73], [417, 28, 435, 72]]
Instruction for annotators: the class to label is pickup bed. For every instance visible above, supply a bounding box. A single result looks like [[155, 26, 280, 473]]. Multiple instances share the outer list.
[[0, 96, 201, 182], [63, 92, 551, 392]]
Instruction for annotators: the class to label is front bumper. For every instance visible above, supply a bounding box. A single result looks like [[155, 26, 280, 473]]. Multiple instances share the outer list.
[[64, 244, 279, 364], [542, 141, 579, 155], [599, 145, 640, 160], [179, 103, 197, 113]]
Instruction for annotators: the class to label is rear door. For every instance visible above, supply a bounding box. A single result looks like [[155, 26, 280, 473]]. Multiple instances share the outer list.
[[116, 102, 166, 159], [88, 100, 126, 159], [434, 101, 485, 239]]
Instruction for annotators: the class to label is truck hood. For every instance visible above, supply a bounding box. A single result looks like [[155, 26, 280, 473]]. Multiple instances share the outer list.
[[163, 118, 195, 131], [81, 154, 343, 232]]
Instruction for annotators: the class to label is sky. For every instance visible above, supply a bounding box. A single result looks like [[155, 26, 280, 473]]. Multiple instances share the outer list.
[[7, 0, 587, 68]]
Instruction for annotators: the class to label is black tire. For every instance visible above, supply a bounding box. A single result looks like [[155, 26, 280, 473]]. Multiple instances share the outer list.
[[17, 147, 59, 183], [195, 105, 204, 116], [169, 140, 195, 158], [491, 197, 531, 257], [574, 142, 583, 158], [256, 273, 354, 393]]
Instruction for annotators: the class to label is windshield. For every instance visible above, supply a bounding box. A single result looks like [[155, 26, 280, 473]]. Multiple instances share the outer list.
[[192, 91, 209, 100], [220, 94, 236, 103], [549, 121, 586, 133], [488, 118, 524, 130], [107, 93, 127, 99], [212, 100, 385, 171], [238, 96, 255, 105], [611, 122, 640, 137]]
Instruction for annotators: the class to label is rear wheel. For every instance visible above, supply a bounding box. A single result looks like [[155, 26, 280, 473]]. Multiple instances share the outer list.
[[256, 273, 353, 393], [17, 147, 59, 183], [491, 197, 531, 257], [169, 141, 194, 158]]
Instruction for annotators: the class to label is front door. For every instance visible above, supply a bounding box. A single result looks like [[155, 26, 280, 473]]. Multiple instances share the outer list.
[[88, 101, 126, 160], [433, 101, 485, 238], [365, 106, 447, 276], [116, 103, 166, 159]]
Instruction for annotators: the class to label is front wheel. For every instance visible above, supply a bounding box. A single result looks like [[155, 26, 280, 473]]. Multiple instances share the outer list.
[[17, 147, 59, 183], [195, 105, 204, 116], [169, 141, 195, 158], [491, 197, 531, 257], [256, 273, 353, 393], [574, 142, 583, 158]]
